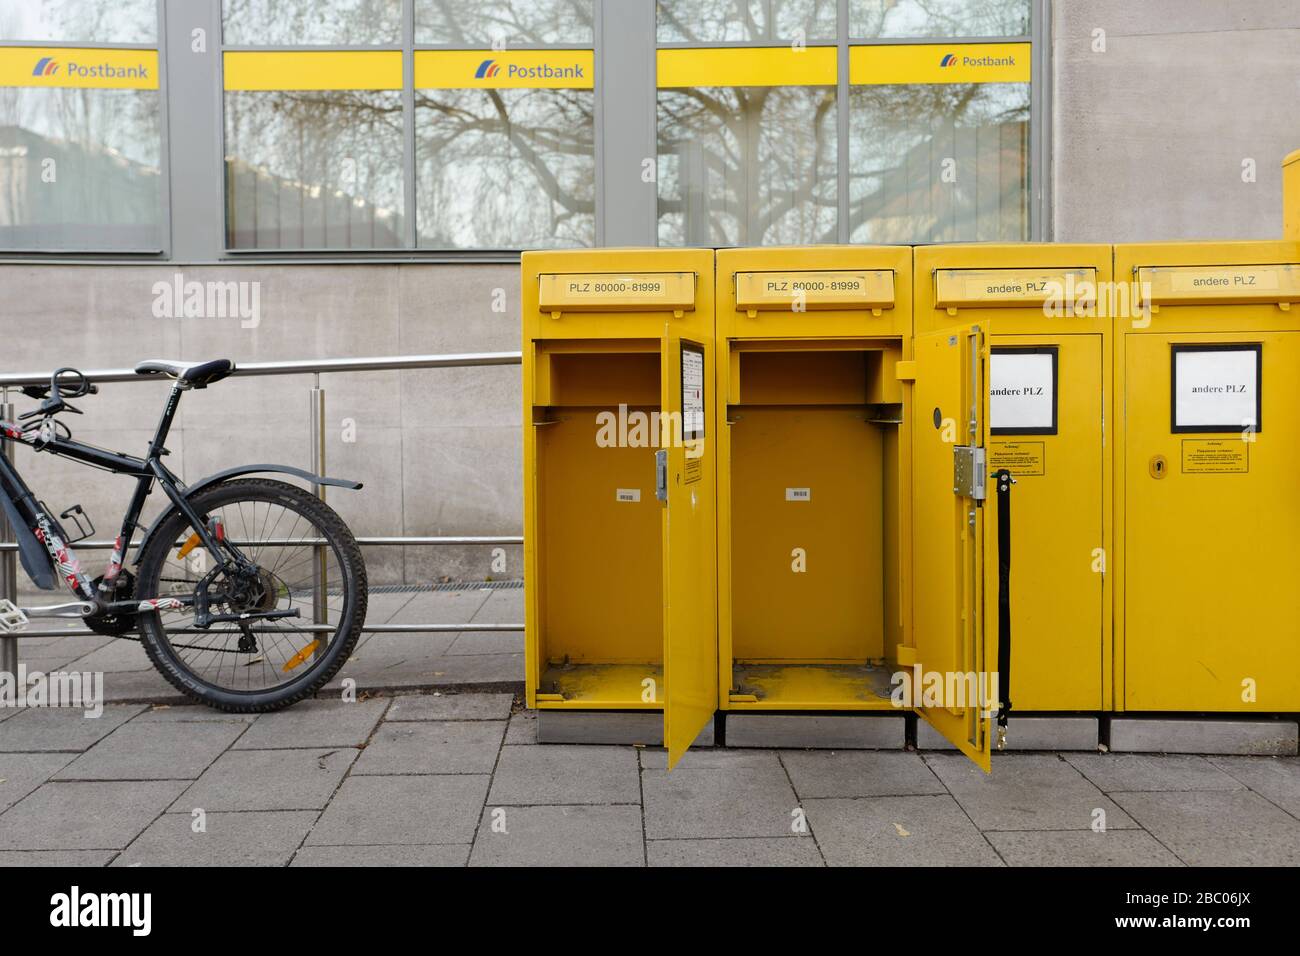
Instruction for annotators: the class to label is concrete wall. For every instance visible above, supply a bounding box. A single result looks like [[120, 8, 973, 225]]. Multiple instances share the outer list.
[[0, 263, 522, 586], [1052, 0, 1300, 242]]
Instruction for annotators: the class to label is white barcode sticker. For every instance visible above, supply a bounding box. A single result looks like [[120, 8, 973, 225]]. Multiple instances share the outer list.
[[785, 488, 811, 502], [616, 488, 641, 503]]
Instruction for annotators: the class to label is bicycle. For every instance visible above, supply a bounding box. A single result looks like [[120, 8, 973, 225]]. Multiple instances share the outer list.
[[0, 360, 368, 711]]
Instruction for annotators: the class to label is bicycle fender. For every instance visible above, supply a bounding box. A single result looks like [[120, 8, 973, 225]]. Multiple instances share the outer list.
[[0, 493, 56, 590], [130, 464, 362, 567]]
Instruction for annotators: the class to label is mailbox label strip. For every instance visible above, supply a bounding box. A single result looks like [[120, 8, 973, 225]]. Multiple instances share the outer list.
[[538, 272, 695, 312], [734, 270, 895, 310], [934, 268, 1097, 308], [1140, 264, 1300, 304]]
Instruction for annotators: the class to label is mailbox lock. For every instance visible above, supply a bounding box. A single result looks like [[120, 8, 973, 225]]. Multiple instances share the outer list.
[[1149, 454, 1167, 479]]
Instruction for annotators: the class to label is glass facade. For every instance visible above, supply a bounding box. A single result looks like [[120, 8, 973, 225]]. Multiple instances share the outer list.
[[658, 84, 837, 246], [0, 2, 163, 250], [0, 0, 156, 44], [657, 0, 837, 43], [848, 82, 1029, 243], [415, 86, 595, 249], [221, 0, 402, 46], [416, 0, 594, 46], [0, 0, 1042, 255], [850, 0, 1029, 39], [225, 89, 405, 250]]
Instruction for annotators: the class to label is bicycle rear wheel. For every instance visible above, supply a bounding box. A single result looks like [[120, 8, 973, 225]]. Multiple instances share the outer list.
[[135, 478, 367, 711]]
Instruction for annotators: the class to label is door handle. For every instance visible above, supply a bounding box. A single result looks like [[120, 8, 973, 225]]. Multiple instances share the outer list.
[[655, 449, 668, 502]]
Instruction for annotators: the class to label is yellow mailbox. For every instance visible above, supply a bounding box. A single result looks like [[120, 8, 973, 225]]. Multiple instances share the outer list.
[[715, 246, 1001, 769], [914, 244, 1114, 713], [522, 249, 717, 767], [1114, 241, 1300, 712]]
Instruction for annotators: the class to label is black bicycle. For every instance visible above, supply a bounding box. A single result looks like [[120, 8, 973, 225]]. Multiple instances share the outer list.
[[0, 360, 367, 711]]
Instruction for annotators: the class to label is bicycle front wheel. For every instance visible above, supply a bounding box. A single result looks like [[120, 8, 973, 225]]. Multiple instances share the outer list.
[[135, 478, 367, 711]]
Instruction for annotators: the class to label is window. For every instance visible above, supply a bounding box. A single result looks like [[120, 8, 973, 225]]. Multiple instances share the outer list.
[[850, 0, 1030, 39], [657, 0, 837, 43], [0, 0, 156, 44], [848, 83, 1029, 243], [414, 77, 596, 249], [416, 0, 594, 46], [656, 0, 1036, 247], [657, 48, 838, 247], [220, 0, 595, 251], [223, 52, 405, 250], [414, 20, 596, 249], [0, 0, 162, 251], [221, 0, 401, 47]]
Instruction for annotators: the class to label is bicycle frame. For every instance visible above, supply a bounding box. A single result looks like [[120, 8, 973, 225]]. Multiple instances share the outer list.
[[1, 381, 231, 614]]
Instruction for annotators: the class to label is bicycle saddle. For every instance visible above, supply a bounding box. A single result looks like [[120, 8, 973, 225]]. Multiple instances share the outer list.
[[134, 359, 235, 389]]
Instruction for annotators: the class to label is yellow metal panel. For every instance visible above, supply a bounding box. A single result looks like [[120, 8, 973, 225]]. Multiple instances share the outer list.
[[934, 267, 1097, 309], [415, 49, 593, 89], [849, 42, 1030, 85], [730, 406, 885, 661], [0, 47, 158, 89], [657, 46, 837, 88], [1285, 148, 1300, 242], [522, 249, 716, 762], [663, 328, 719, 769], [987, 335, 1105, 710], [734, 270, 895, 313], [223, 51, 402, 91], [910, 325, 992, 771], [1138, 264, 1300, 307], [918, 244, 1112, 714], [1115, 241, 1300, 713], [538, 272, 695, 314], [714, 245, 912, 726]]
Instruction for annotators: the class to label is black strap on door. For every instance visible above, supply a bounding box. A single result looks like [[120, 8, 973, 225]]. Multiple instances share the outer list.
[[993, 469, 1014, 749]]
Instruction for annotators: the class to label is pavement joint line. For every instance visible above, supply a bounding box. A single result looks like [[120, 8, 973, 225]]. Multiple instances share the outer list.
[[636, 745, 649, 867], [110, 705, 258, 852], [290, 695, 397, 862], [1206, 770, 1300, 825], [1102, 791, 1190, 865], [647, 833, 813, 841], [775, 750, 829, 866]]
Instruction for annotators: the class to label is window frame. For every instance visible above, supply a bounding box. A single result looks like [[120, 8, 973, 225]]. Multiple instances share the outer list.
[[0, 0, 171, 257]]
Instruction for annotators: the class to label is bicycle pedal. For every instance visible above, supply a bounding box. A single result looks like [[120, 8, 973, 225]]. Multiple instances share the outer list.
[[0, 599, 29, 633]]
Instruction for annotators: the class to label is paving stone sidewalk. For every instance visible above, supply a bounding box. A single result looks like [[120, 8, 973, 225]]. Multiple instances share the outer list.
[[2, 691, 1300, 867], [4, 587, 1300, 866]]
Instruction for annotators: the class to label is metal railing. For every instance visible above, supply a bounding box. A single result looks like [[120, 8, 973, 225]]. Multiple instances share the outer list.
[[0, 352, 525, 673]]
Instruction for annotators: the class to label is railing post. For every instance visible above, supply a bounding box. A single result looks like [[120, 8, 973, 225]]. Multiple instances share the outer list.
[[1, 389, 19, 692], [309, 376, 327, 655]]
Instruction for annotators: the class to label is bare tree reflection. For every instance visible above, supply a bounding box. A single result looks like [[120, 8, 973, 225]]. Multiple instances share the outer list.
[[658, 86, 837, 246], [657, 0, 838, 42], [224, 90, 405, 249], [850, 0, 1028, 38], [221, 0, 401, 45], [848, 83, 1028, 242]]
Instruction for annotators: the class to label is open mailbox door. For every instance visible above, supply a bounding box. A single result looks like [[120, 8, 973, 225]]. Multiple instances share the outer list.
[[910, 324, 998, 772], [662, 328, 718, 769]]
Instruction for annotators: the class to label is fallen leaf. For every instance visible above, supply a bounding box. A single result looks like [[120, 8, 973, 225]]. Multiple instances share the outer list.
[[893, 822, 910, 837]]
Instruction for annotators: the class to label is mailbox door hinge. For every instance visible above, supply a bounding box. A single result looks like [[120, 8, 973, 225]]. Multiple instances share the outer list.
[[952, 445, 987, 500]]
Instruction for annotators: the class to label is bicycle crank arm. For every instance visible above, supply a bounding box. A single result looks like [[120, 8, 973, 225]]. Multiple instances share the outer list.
[[20, 600, 97, 618]]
